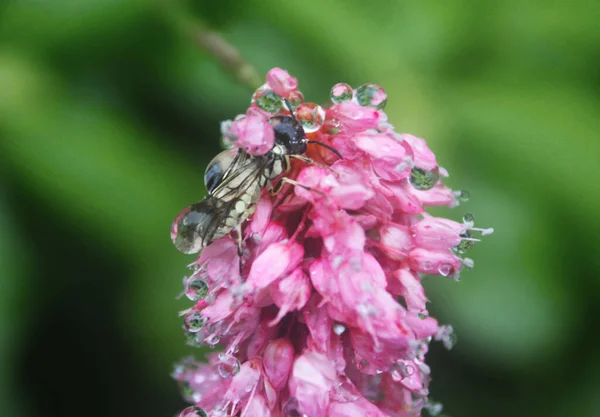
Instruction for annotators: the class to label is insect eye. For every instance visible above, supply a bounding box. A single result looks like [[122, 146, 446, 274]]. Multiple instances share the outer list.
[[269, 116, 306, 154], [204, 149, 235, 193]]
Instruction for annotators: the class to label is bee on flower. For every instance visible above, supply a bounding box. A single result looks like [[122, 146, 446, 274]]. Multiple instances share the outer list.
[[171, 68, 492, 417]]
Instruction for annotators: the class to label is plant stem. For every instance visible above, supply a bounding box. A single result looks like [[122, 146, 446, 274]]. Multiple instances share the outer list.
[[163, 3, 261, 92]]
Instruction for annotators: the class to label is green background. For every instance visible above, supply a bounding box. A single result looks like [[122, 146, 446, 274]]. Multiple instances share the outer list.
[[1, 1, 599, 416]]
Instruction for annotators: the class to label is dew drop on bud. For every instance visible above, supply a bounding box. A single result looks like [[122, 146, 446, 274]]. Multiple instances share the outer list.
[[252, 84, 282, 113], [330, 83, 353, 104], [295, 103, 326, 133], [217, 353, 241, 378], [287, 90, 304, 109], [179, 406, 208, 417], [185, 277, 209, 301], [409, 167, 440, 191], [354, 83, 387, 110], [463, 213, 475, 223], [184, 311, 206, 333]]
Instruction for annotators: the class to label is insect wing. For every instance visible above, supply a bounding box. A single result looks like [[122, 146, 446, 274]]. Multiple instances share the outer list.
[[209, 150, 269, 203], [172, 197, 227, 254]]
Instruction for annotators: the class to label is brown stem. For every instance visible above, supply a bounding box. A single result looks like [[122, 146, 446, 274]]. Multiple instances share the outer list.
[[191, 28, 262, 92], [162, 2, 261, 92]]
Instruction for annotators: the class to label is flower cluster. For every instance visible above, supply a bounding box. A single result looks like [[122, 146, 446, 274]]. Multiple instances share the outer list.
[[171, 68, 492, 417]]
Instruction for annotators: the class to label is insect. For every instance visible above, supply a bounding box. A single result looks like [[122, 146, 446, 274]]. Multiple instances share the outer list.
[[172, 100, 342, 256]]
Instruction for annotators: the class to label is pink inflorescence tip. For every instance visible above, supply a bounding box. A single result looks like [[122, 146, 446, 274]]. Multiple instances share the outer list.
[[171, 69, 491, 417]]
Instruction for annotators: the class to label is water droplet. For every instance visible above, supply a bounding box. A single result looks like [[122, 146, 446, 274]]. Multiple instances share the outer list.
[[252, 84, 282, 113], [437, 263, 453, 277], [186, 277, 209, 301], [287, 90, 304, 109], [458, 189, 470, 202], [435, 325, 457, 350], [333, 323, 346, 335], [417, 312, 428, 320], [390, 361, 415, 381], [179, 406, 208, 417], [295, 103, 326, 133], [409, 167, 440, 191], [204, 333, 220, 347], [283, 397, 304, 417], [354, 84, 387, 110], [217, 353, 241, 378], [455, 231, 475, 254], [184, 311, 206, 333], [330, 83, 353, 104], [462, 213, 475, 224]]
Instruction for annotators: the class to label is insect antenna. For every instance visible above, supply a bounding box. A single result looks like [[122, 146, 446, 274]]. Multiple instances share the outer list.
[[305, 140, 343, 160]]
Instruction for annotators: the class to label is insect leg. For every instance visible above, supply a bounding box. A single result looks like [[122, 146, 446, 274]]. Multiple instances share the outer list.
[[271, 177, 327, 197], [234, 224, 244, 276], [289, 154, 337, 174]]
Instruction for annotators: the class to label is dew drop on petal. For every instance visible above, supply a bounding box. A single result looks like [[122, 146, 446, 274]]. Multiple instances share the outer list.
[[204, 333, 220, 347], [287, 90, 304, 109], [437, 263, 453, 277], [409, 167, 440, 191], [354, 83, 387, 110], [184, 311, 206, 333], [330, 83, 353, 104], [295, 103, 326, 133], [179, 406, 208, 417], [217, 353, 241, 378], [185, 277, 209, 301], [252, 84, 282, 113]]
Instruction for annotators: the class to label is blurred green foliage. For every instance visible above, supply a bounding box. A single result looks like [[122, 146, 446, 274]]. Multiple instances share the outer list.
[[1, 1, 599, 416]]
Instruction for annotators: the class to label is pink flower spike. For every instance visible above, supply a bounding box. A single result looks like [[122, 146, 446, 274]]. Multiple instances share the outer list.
[[266, 67, 298, 97], [230, 114, 275, 156], [171, 69, 492, 417]]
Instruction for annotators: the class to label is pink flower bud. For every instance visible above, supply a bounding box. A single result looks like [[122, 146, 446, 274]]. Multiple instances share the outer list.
[[230, 114, 274, 156]]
